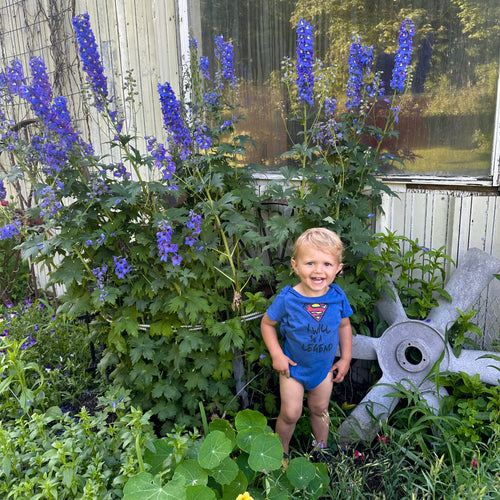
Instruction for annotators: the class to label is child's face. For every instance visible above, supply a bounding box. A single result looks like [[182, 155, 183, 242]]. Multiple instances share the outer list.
[[291, 244, 343, 297]]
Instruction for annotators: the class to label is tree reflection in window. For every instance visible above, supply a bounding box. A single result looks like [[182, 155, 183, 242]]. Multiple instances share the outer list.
[[192, 0, 499, 177]]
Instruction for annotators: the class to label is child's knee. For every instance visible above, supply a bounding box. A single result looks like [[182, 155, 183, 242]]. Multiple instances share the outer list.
[[308, 402, 330, 418], [280, 406, 302, 424]]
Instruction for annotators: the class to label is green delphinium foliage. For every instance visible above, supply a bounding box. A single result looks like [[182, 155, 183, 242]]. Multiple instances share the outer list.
[[0, 15, 273, 427]]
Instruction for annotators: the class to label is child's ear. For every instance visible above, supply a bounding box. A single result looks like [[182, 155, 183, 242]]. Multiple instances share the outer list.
[[336, 262, 344, 275], [291, 258, 297, 273]]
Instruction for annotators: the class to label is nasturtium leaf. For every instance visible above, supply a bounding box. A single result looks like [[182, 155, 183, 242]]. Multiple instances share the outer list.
[[248, 433, 283, 472], [235, 452, 253, 484], [235, 409, 268, 432], [122, 472, 186, 500], [174, 459, 208, 487], [209, 418, 236, 448], [208, 455, 239, 485], [267, 489, 290, 500], [198, 430, 232, 469], [307, 463, 330, 500], [185, 484, 216, 500], [286, 457, 316, 489], [220, 470, 248, 500], [143, 438, 176, 475], [236, 426, 266, 454], [265, 469, 295, 500]]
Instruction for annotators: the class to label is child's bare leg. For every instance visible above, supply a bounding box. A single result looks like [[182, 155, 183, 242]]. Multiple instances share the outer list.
[[307, 374, 334, 448], [275, 375, 304, 454]]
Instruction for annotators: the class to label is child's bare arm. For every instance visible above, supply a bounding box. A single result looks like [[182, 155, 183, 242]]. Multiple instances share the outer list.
[[261, 312, 297, 377], [331, 317, 352, 383]]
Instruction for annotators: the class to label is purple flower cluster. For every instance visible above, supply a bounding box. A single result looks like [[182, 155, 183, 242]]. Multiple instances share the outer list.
[[0, 220, 21, 240], [157, 220, 182, 265], [1, 57, 79, 175], [113, 256, 130, 279], [29, 57, 52, 105], [185, 210, 203, 249], [0, 180, 6, 201], [346, 37, 374, 111], [72, 13, 109, 111], [158, 82, 192, 151], [0, 59, 25, 98], [92, 264, 108, 302], [295, 19, 315, 106], [390, 18, 415, 92], [85, 175, 112, 202], [112, 162, 131, 180], [214, 35, 235, 84], [195, 123, 211, 151], [146, 136, 177, 184], [21, 334, 37, 350], [314, 97, 338, 144], [200, 56, 210, 79], [39, 186, 62, 218]]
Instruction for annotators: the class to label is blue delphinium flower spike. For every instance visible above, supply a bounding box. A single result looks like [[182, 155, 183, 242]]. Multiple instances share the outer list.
[[72, 13, 109, 111], [390, 18, 415, 92], [158, 82, 192, 151], [295, 19, 314, 106], [346, 36, 374, 111], [214, 35, 235, 84]]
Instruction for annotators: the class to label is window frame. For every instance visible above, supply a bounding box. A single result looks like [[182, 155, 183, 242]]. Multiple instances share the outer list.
[[182, 4, 500, 190]]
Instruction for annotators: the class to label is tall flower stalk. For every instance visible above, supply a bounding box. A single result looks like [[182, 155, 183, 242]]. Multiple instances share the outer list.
[[269, 17, 415, 270]]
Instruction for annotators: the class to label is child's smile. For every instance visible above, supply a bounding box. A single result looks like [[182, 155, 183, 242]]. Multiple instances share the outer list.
[[291, 244, 343, 297]]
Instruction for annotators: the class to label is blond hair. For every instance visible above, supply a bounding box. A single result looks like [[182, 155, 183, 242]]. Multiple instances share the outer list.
[[293, 228, 344, 261]]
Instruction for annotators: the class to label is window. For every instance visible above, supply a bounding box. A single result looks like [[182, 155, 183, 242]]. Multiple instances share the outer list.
[[188, 0, 500, 184]]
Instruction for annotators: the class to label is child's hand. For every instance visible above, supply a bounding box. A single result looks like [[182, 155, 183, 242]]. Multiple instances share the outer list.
[[272, 354, 297, 378], [330, 357, 350, 383]]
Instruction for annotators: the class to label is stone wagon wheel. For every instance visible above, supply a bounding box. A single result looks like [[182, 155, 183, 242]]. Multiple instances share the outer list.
[[338, 248, 500, 444]]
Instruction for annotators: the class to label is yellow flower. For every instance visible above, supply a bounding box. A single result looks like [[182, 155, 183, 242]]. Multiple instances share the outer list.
[[236, 493, 254, 500]]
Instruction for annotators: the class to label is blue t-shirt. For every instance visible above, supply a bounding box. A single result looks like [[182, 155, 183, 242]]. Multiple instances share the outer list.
[[267, 284, 353, 390]]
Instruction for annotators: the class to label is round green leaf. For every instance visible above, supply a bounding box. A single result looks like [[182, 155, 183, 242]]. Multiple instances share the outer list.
[[144, 438, 176, 475], [286, 457, 316, 489], [235, 409, 268, 432], [198, 430, 232, 469], [221, 470, 248, 500], [123, 472, 186, 500], [208, 455, 239, 485], [185, 484, 216, 500], [174, 459, 208, 486], [236, 426, 266, 454], [307, 463, 330, 500], [248, 433, 283, 472], [209, 418, 236, 447], [235, 452, 253, 484]]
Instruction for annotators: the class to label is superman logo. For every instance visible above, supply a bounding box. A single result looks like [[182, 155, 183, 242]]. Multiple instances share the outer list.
[[303, 303, 328, 322]]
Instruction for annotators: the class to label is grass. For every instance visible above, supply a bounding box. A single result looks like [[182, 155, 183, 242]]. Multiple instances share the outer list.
[[398, 146, 491, 177]]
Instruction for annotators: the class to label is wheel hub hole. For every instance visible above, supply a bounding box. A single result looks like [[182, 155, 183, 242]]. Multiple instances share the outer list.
[[405, 345, 423, 365]]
